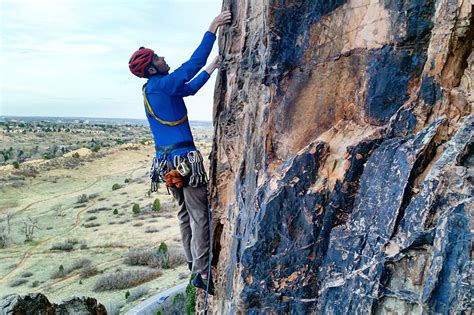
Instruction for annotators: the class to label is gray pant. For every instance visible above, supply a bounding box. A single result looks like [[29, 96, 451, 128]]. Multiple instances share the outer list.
[[171, 185, 210, 275]]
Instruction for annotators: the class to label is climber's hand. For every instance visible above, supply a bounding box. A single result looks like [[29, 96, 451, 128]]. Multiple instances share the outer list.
[[205, 56, 220, 75], [209, 10, 232, 34]]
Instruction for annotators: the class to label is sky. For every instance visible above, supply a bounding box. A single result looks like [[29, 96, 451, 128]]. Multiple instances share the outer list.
[[0, 0, 222, 121]]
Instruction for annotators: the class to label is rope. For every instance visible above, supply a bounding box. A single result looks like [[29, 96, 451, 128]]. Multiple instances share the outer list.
[[143, 87, 188, 126], [203, 201, 212, 315]]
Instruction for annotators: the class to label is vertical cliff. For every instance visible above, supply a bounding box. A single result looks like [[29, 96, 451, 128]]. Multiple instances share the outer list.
[[207, 0, 472, 313]]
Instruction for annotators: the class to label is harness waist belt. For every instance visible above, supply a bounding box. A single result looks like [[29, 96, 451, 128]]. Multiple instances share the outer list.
[[155, 141, 195, 153]]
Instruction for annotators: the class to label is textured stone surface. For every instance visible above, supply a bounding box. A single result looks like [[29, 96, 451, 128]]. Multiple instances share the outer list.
[[0, 293, 106, 315], [205, 0, 472, 314]]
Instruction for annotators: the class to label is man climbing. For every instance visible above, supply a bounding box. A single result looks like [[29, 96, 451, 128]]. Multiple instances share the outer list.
[[128, 10, 232, 295]]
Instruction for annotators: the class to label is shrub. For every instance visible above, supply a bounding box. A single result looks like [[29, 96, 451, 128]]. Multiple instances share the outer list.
[[105, 301, 125, 315], [72, 152, 80, 158], [125, 248, 156, 267], [12, 161, 20, 169], [125, 291, 130, 300], [9, 279, 28, 287], [68, 258, 91, 272], [80, 265, 99, 279], [124, 178, 130, 184], [152, 199, 161, 212], [93, 269, 162, 291], [92, 145, 101, 152], [168, 248, 187, 268], [66, 238, 79, 245], [157, 242, 169, 269], [77, 194, 89, 204], [50, 242, 73, 251], [126, 286, 149, 302], [132, 203, 140, 215], [112, 183, 122, 191], [86, 216, 97, 222], [51, 265, 66, 279], [83, 222, 100, 228], [88, 193, 100, 200], [167, 286, 195, 315], [185, 281, 197, 315], [145, 227, 159, 233], [20, 271, 33, 278], [30, 280, 40, 288], [113, 209, 118, 215], [133, 222, 144, 227]]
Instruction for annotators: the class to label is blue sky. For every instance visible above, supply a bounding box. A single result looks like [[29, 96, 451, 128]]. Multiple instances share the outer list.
[[0, 0, 221, 121]]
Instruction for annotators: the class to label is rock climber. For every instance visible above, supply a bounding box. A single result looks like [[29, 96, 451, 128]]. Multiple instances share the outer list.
[[128, 10, 232, 295]]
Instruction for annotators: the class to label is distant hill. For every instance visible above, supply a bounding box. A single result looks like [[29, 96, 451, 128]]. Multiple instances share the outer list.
[[0, 116, 212, 128]]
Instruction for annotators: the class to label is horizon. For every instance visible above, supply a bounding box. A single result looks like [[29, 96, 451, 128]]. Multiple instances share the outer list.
[[0, 114, 212, 123]]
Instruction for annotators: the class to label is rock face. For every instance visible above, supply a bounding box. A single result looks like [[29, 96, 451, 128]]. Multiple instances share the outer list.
[[0, 293, 107, 315], [207, 0, 472, 313]]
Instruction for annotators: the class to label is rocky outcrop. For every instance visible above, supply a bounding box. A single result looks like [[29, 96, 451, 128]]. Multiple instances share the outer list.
[[0, 293, 107, 315], [206, 0, 472, 313]]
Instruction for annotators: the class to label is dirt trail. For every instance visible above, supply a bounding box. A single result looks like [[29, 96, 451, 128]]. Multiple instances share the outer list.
[[14, 178, 101, 216], [0, 157, 148, 286], [11, 162, 146, 217], [0, 201, 97, 284]]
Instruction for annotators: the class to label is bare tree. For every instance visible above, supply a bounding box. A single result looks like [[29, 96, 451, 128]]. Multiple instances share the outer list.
[[0, 225, 8, 248], [6, 211, 13, 235], [20, 216, 40, 242], [0, 212, 13, 248]]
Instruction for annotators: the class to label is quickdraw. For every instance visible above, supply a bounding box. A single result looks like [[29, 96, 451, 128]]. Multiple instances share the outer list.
[[149, 156, 172, 192], [187, 150, 208, 188], [149, 150, 208, 191], [174, 155, 191, 177]]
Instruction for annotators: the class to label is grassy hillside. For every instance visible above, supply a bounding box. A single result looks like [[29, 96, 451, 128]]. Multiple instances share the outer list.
[[0, 122, 212, 313]]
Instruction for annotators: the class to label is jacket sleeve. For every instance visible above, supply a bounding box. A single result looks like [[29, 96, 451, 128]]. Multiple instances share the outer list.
[[157, 31, 216, 95], [173, 71, 211, 97]]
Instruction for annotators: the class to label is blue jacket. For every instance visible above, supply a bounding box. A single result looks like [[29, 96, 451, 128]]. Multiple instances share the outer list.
[[144, 31, 216, 161]]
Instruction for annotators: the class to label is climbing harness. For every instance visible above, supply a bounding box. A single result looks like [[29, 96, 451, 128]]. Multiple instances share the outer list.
[[188, 150, 208, 188], [143, 85, 188, 126]]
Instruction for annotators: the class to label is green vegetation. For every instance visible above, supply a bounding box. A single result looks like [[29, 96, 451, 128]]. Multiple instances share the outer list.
[[112, 183, 122, 191], [77, 194, 89, 204], [12, 161, 20, 169], [152, 198, 161, 212], [162, 282, 196, 315], [185, 282, 197, 314], [132, 203, 140, 215], [113, 208, 119, 215], [156, 242, 169, 269]]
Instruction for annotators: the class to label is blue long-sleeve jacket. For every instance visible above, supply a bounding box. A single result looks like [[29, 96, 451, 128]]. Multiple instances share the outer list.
[[144, 31, 216, 161]]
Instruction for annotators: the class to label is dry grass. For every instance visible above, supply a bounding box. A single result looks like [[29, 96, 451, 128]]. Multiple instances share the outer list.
[[93, 269, 162, 291], [9, 279, 28, 287], [144, 227, 159, 233]]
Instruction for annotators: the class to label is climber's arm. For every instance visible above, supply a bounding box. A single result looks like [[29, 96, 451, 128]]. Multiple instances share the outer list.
[[174, 56, 220, 97], [158, 11, 231, 96]]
